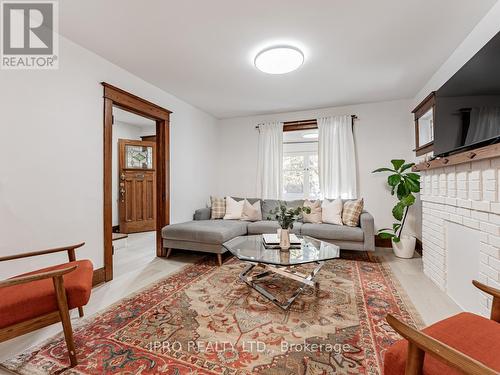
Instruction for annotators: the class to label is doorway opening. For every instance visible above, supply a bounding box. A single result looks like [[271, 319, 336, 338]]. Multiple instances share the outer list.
[[102, 83, 171, 282], [112, 108, 157, 277]]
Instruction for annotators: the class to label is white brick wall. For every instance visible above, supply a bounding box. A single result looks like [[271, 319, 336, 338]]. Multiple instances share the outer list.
[[421, 158, 500, 317]]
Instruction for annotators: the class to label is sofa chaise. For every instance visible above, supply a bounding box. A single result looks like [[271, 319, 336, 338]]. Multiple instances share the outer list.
[[162, 198, 375, 265]]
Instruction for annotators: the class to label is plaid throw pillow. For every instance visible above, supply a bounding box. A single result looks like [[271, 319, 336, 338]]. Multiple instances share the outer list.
[[210, 196, 226, 219], [342, 198, 364, 227]]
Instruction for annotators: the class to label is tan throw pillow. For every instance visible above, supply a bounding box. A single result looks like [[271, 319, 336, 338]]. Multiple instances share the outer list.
[[210, 196, 225, 219], [302, 200, 322, 223], [241, 199, 262, 221], [224, 196, 244, 220], [342, 198, 364, 227], [322, 199, 343, 225]]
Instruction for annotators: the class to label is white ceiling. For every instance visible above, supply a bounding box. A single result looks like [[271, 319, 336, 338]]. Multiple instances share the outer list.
[[60, 0, 497, 119]]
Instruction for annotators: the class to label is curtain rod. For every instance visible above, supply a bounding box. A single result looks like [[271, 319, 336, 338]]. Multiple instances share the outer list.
[[255, 115, 358, 129]]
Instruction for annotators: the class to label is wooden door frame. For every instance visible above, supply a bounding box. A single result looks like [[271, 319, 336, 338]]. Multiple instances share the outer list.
[[102, 82, 171, 282]]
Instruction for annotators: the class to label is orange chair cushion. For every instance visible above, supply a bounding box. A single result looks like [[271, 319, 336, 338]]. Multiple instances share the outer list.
[[0, 260, 93, 329], [384, 312, 500, 374]]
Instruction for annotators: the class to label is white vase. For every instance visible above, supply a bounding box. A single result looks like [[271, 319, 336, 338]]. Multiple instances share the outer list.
[[391, 235, 416, 259], [280, 250, 290, 264], [279, 229, 291, 251]]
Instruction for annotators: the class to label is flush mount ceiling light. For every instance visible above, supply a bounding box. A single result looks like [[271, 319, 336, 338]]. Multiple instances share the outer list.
[[303, 132, 318, 139], [254, 46, 304, 74]]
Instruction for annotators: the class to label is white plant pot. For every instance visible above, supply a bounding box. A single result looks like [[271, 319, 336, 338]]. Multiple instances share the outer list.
[[391, 235, 416, 259]]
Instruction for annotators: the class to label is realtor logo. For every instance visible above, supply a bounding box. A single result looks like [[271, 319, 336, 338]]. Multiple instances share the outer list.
[[1, 1, 58, 69]]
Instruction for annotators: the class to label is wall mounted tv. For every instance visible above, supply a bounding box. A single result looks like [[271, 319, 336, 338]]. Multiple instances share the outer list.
[[434, 31, 500, 157]]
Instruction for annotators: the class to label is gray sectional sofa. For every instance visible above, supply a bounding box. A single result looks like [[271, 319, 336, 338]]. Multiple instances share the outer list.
[[162, 198, 375, 265]]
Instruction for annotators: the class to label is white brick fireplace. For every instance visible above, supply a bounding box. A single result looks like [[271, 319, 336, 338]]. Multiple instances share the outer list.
[[421, 158, 500, 317]]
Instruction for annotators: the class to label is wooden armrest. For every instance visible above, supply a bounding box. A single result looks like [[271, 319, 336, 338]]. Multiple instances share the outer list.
[[0, 265, 78, 288], [386, 314, 497, 375], [473, 280, 500, 299], [0, 242, 85, 263], [473, 280, 500, 322]]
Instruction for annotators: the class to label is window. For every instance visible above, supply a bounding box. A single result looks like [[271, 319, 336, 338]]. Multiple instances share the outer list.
[[283, 152, 320, 200], [282, 128, 320, 200], [125, 144, 153, 169]]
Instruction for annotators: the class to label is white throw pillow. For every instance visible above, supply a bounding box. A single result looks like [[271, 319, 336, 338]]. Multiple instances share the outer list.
[[223, 196, 244, 220], [321, 199, 343, 225], [241, 199, 262, 221], [302, 200, 322, 224]]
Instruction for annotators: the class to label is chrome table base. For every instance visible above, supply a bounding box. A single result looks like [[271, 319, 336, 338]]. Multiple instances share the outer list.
[[239, 261, 324, 310]]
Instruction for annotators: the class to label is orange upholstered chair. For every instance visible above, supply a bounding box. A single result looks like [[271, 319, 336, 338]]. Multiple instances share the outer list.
[[0, 243, 93, 367], [384, 280, 500, 375]]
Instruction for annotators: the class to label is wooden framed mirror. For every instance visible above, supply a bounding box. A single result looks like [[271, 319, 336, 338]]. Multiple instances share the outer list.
[[412, 92, 435, 156]]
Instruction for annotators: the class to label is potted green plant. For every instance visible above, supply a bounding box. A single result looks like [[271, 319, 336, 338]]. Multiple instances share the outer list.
[[268, 202, 311, 250], [372, 159, 420, 258]]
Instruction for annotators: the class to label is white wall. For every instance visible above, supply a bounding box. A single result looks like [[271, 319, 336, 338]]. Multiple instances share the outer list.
[[111, 121, 154, 226], [215, 100, 416, 234], [0, 36, 218, 278]]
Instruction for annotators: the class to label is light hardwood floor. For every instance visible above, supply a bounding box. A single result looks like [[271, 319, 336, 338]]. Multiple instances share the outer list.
[[377, 248, 461, 323], [0, 233, 461, 371]]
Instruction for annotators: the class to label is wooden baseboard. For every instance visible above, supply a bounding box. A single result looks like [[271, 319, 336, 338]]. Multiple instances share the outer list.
[[375, 235, 392, 248], [112, 232, 128, 241], [92, 267, 105, 287], [416, 238, 423, 255]]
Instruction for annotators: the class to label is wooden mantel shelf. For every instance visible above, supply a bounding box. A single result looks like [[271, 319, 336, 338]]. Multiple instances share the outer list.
[[413, 142, 500, 172]]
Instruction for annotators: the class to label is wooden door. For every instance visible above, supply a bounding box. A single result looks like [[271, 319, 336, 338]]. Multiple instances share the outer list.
[[118, 139, 156, 233]]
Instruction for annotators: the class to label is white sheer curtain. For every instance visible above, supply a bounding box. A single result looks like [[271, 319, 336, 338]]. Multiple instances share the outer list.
[[317, 115, 357, 199], [257, 122, 283, 199]]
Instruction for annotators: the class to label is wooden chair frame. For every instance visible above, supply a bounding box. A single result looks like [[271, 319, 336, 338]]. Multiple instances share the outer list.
[[387, 280, 500, 375], [0, 242, 86, 367]]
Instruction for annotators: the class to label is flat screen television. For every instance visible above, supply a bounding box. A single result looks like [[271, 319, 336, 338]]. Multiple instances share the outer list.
[[434, 31, 500, 157]]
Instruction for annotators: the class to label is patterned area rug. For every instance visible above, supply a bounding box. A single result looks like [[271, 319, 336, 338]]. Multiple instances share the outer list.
[[1, 252, 423, 374]]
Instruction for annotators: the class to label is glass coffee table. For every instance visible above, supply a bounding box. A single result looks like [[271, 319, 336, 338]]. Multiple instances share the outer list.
[[223, 235, 340, 310]]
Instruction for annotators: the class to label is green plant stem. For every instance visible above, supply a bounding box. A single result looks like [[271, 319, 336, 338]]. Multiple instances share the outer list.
[[398, 206, 409, 238]]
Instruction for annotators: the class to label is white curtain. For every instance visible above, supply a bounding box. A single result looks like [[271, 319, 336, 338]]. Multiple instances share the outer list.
[[257, 122, 283, 199], [317, 115, 357, 199]]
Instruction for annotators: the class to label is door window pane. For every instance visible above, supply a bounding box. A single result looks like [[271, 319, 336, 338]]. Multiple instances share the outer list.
[[125, 145, 153, 169]]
